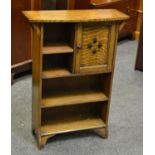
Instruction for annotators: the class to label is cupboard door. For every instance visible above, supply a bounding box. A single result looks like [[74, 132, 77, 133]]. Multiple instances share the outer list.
[[75, 22, 116, 74]]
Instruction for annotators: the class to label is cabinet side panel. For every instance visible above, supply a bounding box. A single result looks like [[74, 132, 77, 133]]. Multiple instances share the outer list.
[[32, 24, 43, 132], [101, 23, 119, 124], [107, 22, 118, 71]]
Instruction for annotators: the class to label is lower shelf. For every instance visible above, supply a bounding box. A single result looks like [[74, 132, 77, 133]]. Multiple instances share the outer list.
[[41, 113, 106, 136]]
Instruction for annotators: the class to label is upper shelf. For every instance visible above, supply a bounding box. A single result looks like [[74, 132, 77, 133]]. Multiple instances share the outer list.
[[43, 43, 73, 54], [23, 9, 129, 23]]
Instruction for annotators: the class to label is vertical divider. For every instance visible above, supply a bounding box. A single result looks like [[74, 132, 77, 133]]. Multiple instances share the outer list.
[[73, 23, 82, 73]]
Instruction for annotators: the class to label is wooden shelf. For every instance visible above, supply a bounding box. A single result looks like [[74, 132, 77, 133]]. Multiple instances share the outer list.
[[42, 67, 112, 79], [42, 90, 108, 108], [42, 67, 71, 79], [43, 43, 73, 54], [41, 113, 106, 136]]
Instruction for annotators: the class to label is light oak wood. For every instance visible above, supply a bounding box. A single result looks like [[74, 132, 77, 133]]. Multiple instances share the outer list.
[[74, 22, 118, 74], [79, 22, 110, 71], [31, 24, 43, 133], [42, 67, 71, 79], [12, 0, 134, 77], [23, 9, 129, 23], [94, 127, 108, 138], [74, 23, 83, 73], [43, 43, 73, 54], [41, 113, 106, 136], [23, 10, 128, 149], [37, 134, 54, 149], [42, 67, 112, 79], [42, 90, 108, 108]]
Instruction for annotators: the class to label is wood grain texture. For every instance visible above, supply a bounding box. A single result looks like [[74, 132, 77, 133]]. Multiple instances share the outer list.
[[42, 67, 112, 79], [74, 22, 117, 74], [28, 9, 127, 149], [32, 24, 43, 133], [23, 9, 129, 23], [43, 43, 73, 54], [80, 23, 109, 67], [74, 23, 83, 73], [102, 24, 119, 126], [41, 113, 106, 136], [42, 90, 108, 108], [42, 67, 71, 79]]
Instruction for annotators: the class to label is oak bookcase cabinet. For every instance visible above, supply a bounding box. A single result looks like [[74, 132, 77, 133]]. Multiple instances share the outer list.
[[23, 10, 129, 149]]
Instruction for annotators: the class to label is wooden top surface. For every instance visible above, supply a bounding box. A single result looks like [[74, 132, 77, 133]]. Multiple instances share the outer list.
[[23, 9, 129, 23]]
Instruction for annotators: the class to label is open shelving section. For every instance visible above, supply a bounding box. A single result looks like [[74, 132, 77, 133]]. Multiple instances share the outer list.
[[41, 27, 110, 137], [41, 72, 110, 139], [42, 53, 73, 78], [41, 101, 107, 136], [40, 22, 109, 138], [42, 23, 75, 79]]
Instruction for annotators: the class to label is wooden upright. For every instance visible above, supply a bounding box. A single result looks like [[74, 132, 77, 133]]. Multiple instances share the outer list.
[[23, 9, 129, 149]]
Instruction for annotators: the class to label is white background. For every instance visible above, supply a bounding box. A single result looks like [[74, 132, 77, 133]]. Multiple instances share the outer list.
[[0, 0, 11, 154], [143, 0, 155, 155], [0, 0, 154, 154]]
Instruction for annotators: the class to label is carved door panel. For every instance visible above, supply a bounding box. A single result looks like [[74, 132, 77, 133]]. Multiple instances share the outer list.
[[75, 22, 117, 74]]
